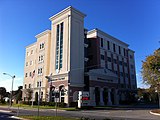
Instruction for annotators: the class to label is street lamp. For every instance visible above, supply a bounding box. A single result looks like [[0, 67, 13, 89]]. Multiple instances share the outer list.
[[3, 73, 15, 108]]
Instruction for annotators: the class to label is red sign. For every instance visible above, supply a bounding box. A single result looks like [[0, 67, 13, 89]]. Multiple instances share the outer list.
[[81, 97, 89, 100]]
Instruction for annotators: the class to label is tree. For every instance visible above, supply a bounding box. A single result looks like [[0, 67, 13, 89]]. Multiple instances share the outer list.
[[16, 86, 23, 103], [141, 49, 160, 107], [24, 89, 33, 103], [142, 49, 160, 90], [0, 87, 7, 103]]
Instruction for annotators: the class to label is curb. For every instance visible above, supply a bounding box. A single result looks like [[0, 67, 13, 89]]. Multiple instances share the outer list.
[[0, 109, 11, 113], [10, 116, 29, 120], [150, 111, 160, 116]]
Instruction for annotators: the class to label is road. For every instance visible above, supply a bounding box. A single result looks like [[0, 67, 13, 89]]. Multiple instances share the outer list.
[[0, 110, 18, 120], [0, 104, 160, 120]]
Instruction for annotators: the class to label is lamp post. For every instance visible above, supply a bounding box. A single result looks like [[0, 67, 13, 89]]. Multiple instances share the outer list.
[[3, 73, 15, 108]]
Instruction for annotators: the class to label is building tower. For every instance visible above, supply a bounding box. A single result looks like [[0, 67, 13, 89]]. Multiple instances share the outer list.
[[49, 6, 86, 104]]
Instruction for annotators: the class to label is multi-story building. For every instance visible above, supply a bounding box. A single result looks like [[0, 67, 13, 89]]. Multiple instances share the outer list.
[[23, 6, 137, 106]]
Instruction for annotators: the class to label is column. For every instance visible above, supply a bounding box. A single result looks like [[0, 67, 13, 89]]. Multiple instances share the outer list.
[[89, 87, 96, 106], [99, 88, 104, 106], [107, 88, 112, 105], [114, 89, 119, 105]]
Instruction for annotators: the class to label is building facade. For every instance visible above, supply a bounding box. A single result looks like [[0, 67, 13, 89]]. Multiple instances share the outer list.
[[23, 6, 137, 106]]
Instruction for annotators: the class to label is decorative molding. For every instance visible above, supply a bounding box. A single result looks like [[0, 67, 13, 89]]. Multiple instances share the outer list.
[[35, 30, 51, 38]]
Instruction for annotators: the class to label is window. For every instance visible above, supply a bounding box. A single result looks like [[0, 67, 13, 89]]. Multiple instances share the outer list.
[[24, 84, 26, 89], [119, 46, 121, 54], [130, 55, 133, 59], [131, 64, 134, 69], [101, 38, 103, 47], [125, 73, 129, 78], [120, 72, 124, 77], [56, 22, 64, 70], [107, 41, 110, 50], [30, 72, 32, 77], [27, 52, 29, 56], [40, 43, 45, 50], [107, 57, 111, 62], [38, 68, 43, 75], [39, 81, 41, 87], [30, 61, 33, 65], [25, 73, 28, 77], [41, 43, 44, 49], [113, 59, 117, 64], [113, 43, 116, 52], [31, 50, 33, 54], [37, 82, 39, 87], [119, 61, 123, 65], [101, 55, 105, 60], [124, 62, 127, 67], [38, 55, 44, 62], [123, 48, 126, 56], [29, 84, 31, 88], [88, 55, 93, 60], [131, 74, 135, 79], [26, 62, 28, 67]]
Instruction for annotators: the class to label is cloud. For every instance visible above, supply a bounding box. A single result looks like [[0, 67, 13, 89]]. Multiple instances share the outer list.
[[0, 77, 23, 92]]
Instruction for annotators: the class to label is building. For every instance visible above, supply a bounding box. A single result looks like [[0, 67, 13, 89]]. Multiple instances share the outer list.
[[22, 6, 137, 106]]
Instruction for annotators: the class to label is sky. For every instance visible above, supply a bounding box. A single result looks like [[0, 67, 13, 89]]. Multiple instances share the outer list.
[[0, 0, 160, 92]]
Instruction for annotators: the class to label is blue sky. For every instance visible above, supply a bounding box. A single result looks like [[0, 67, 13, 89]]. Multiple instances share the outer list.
[[0, 0, 160, 91]]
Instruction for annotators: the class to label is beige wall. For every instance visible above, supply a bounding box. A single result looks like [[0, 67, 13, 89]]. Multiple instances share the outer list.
[[23, 30, 51, 101]]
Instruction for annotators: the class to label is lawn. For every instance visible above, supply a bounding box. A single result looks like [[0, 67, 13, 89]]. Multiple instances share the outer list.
[[20, 116, 79, 120], [10, 104, 78, 111]]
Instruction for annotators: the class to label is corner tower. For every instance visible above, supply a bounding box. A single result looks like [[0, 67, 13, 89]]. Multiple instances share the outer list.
[[49, 6, 86, 104]]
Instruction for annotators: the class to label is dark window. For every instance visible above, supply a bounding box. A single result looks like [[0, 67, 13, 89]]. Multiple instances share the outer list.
[[30, 72, 32, 77], [40, 44, 42, 49], [88, 55, 93, 60], [37, 82, 39, 87], [25, 73, 27, 77], [59, 22, 64, 69], [113, 43, 116, 52], [119, 46, 121, 54], [101, 38, 103, 47], [123, 48, 126, 56], [29, 84, 31, 88], [113, 59, 117, 64], [107, 57, 111, 62], [120, 72, 124, 77], [130, 55, 133, 59], [124, 62, 127, 67], [125, 73, 129, 78], [25, 84, 27, 89], [101, 55, 105, 60], [131, 64, 134, 69], [55, 22, 64, 69], [40, 81, 41, 87], [119, 61, 123, 65], [131, 74, 135, 79], [107, 41, 110, 50]]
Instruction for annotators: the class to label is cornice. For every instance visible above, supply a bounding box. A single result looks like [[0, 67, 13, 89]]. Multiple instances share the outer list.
[[87, 28, 129, 47], [49, 6, 86, 21], [35, 29, 51, 38]]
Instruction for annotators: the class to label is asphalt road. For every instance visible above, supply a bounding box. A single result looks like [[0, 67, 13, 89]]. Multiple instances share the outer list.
[[0, 104, 160, 120], [0, 111, 17, 120]]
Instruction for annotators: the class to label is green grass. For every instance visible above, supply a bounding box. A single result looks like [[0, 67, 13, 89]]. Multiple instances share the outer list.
[[11, 104, 78, 111], [59, 107, 78, 111], [13, 104, 54, 109], [20, 116, 79, 120]]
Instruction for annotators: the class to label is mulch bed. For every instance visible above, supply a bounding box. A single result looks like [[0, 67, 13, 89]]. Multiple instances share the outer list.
[[151, 109, 160, 114]]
